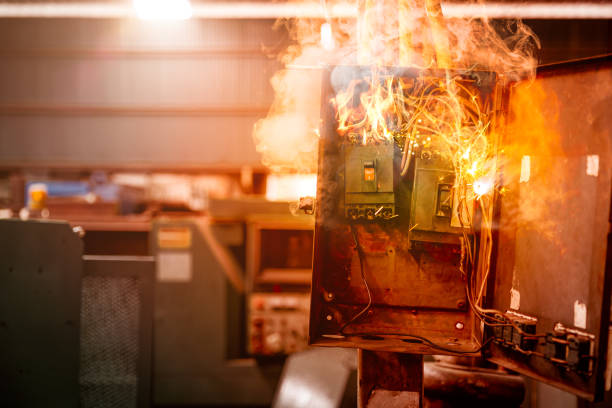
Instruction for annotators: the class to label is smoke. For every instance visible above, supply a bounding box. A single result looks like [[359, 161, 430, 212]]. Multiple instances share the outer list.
[[252, 0, 540, 173]]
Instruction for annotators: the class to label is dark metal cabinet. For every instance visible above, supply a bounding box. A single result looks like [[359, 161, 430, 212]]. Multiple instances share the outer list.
[[0, 219, 83, 408]]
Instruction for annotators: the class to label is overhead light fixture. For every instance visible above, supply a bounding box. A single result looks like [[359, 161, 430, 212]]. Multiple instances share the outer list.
[[0, 2, 611, 19], [133, 0, 192, 20], [320, 23, 335, 50]]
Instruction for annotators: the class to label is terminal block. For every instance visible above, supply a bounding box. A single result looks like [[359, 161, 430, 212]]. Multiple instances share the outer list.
[[492, 312, 538, 352], [544, 324, 595, 376]]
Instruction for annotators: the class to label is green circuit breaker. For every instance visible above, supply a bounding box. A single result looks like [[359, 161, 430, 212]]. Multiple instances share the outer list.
[[344, 143, 395, 220]]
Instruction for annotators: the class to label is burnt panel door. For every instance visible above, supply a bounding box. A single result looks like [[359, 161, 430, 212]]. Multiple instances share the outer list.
[[486, 56, 612, 400]]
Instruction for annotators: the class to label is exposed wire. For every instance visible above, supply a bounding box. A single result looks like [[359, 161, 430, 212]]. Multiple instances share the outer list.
[[339, 224, 372, 335], [345, 332, 495, 355]]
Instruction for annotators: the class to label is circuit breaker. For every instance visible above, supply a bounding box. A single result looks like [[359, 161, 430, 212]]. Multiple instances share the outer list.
[[344, 143, 395, 220]]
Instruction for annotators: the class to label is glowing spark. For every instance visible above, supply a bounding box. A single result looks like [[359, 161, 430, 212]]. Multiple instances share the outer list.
[[473, 177, 494, 197]]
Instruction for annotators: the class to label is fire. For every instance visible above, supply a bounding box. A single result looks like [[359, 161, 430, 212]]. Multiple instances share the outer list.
[[249, 0, 558, 341], [473, 176, 494, 197], [253, 0, 538, 175], [332, 69, 496, 208]]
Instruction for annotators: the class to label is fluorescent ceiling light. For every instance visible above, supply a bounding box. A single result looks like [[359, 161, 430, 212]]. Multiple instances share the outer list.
[[0, 2, 610, 19], [442, 2, 612, 19], [133, 0, 192, 20]]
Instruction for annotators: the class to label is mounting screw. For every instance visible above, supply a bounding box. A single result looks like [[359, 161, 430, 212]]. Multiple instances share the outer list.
[[327, 293, 334, 300], [455, 321, 465, 330], [326, 314, 333, 321], [457, 300, 466, 309]]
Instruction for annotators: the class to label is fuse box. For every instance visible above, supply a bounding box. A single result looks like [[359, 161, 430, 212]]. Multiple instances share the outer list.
[[309, 57, 612, 401]]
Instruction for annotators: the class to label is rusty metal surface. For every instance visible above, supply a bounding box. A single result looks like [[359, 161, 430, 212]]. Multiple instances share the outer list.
[[487, 56, 612, 400], [359, 350, 423, 408], [322, 224, 466, 310], [424, 360, 525, 408]]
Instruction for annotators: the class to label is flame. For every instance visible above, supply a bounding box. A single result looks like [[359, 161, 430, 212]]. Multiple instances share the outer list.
[[332, 68, 496, 209], [473, 176, 494, 197], [502, 79, 563, 240], [253, 0, 538, 175], [248, 0, 574, 342]]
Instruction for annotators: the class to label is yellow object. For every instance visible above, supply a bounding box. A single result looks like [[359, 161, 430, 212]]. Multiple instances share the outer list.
[[28, 184, 48, 211]]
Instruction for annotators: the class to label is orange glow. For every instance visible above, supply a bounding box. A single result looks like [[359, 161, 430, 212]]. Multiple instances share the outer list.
[[332, 68, 495, 212], [266, 173, 317, 202]]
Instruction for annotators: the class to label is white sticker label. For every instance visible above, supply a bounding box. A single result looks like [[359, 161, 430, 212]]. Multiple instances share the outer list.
[[520, 156, 531, 183], [606, 327, 612, 391], [157, 251, 192, 282], [574, 300, 587, 329], [586, 155, 599, 177], [510, 288, 521, 310]]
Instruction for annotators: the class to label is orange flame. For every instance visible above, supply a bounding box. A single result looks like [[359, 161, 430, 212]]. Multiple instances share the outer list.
[[332, 68, 495, 207], [252, 0, 538, 175]]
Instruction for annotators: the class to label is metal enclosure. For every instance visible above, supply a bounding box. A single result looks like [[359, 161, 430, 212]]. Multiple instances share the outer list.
[[0, 219, 83, 407], [151, 218, 282, 406], [310, 57, 612, 400], [310, 65, 501, 355], [485, 56, 612, 401]]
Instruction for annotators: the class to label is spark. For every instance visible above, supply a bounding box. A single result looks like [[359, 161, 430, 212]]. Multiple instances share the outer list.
[[473, 177, 494, 197]]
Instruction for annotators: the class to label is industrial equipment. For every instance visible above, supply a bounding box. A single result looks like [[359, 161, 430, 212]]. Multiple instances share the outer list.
[[246, 214, 314, 356], [309, 56, 612, 401], [151, 217, 284, 406], [0, 220, 155, 408]]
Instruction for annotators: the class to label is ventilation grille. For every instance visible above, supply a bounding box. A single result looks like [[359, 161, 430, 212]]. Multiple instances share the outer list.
[[80, 276, 140, 408]]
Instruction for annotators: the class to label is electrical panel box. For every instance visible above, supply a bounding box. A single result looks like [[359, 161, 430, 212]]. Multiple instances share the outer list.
[[309, 57, 612, 401], [310, 65, 501, 356]]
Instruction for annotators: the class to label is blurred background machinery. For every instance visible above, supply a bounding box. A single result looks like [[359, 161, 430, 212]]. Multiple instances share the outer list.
[[246, 214, 313, 356]]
